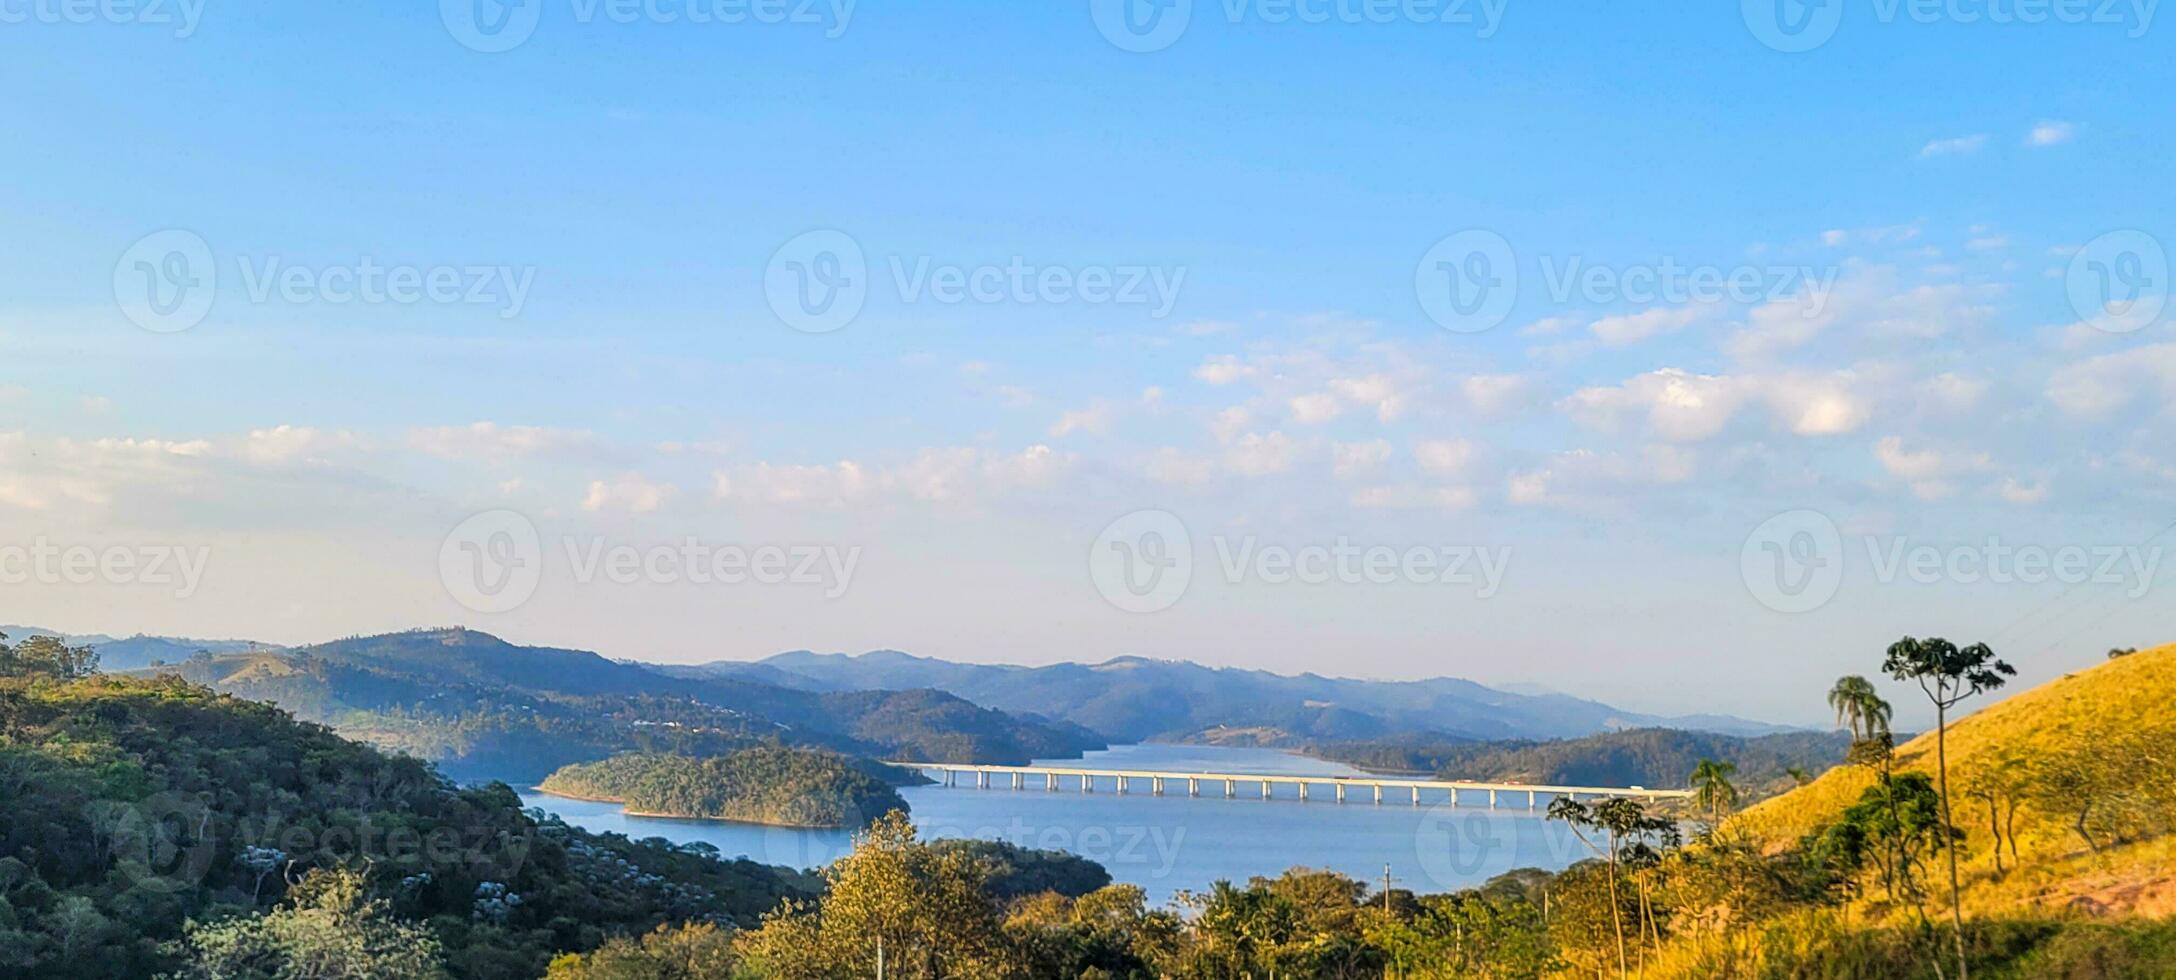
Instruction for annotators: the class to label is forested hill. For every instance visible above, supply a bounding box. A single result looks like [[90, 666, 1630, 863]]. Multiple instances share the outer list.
[[0, 672, 819, 979], [147, 627, 1102, 780], [1308, 727, 1856, 798], [537, 748, 916, 827], [685, 650, 1789, 742]]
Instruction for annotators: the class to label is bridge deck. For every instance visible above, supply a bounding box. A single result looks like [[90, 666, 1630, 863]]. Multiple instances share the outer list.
[[889, 762, 1692, 801]]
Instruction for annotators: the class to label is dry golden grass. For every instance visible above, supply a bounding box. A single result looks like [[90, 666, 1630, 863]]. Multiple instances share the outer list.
[[1729, 642, 2176, 911]]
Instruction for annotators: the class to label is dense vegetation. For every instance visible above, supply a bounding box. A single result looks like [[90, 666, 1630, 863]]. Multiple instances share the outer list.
[[0, 655, 818, 979], [8, 629, 2171, 978], [692, 649, 1782, 742], [538, 749, 915, 828], [1309, 726, 1855, 801], [148, 628, 1102, 780]]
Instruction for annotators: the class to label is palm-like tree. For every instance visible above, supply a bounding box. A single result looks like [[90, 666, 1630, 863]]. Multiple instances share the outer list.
[[1689, 758, 1740, 825], [1827, 675, 1893, 740]]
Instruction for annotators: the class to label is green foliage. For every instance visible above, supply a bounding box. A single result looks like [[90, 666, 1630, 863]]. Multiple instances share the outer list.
[[537, 749, 911, 828], [0, 631, 99, 680], [0, 675, 815, 979], [165, 866, 448, 980], [541, 921, 740, 980]]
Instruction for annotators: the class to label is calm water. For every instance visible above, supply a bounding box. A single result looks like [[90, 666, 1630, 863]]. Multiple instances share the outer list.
[[516, 744, 1591, 906]]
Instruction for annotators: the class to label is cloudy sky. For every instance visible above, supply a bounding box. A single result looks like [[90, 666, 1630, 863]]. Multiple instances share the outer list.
[[2, 4, 2170, 725]]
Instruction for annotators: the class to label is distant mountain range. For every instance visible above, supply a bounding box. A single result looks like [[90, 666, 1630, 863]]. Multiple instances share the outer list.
[[80, 627, 1101, 780], [0, 624, 267, 671], [21, 625, 1792, 777], [669, 649, 1792, 743]]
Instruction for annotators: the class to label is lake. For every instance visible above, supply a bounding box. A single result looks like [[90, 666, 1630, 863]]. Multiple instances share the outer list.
[[517, 743, 1594, 906]]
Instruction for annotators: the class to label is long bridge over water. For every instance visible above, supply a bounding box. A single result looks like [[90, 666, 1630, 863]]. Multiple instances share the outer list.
[[892, 762, 1693, 810]]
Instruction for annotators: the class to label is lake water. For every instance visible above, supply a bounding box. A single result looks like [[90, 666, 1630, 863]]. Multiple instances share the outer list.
[[517, 744, 1593, 906]]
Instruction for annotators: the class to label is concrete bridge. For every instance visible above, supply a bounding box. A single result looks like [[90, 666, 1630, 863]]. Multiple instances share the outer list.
[[891, 762, 1693, 810]]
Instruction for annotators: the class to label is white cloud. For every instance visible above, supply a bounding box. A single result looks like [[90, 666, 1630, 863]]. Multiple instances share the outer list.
[[1331, 439, 1393, 479], [1590, 304, 1714, 347], [1225, 431, 1298, 477], [2046, 343, 2176, 419], [2025, 121, 2076, 146], [1327, 375, 1405, 421], [410, 422, 595, 461], [1210, 407, 1252, 444], [1193, 355, 1255, 385], [1873, 435, 1989, 501], [1564, 369, 1748, 442], [1289, 392, 1345, 424], [1414, 439, 1476, 476], [1461, 374, 1534, 415], [582, 473, 674, 513], [1049, 404, 1111, 437], [1918, 134, 1988, 158], [1147, 447, 1217, 487]]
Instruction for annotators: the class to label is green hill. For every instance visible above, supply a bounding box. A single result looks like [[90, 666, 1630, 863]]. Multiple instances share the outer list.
[[0, 672, 818, 979], [151, 627, 1103, 780], [538, 748, 916, 827], [1309, 726, 1854, 800]]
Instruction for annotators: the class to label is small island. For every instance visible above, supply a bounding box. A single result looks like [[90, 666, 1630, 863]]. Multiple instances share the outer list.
[[537, 746, 918, 828]]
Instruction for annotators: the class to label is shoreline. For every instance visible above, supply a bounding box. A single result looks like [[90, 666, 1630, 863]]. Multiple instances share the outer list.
[[527, 785, 872, 829]]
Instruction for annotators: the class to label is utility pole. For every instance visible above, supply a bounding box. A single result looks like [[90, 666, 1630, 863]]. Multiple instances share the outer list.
[[1381, 863, 1395, 912]]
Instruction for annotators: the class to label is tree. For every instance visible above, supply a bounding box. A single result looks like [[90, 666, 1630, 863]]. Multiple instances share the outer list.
[[1689, 759, 1740, 827], [1546, 796, 1681, 978], [1827, 675, 1892, 741], [733, 810, 1009, 979], [1882, 636, 2015, 980], [2106, 646, 2137, 659], [0, 632, 99, 680], [543, 922, 738, 980], [165, 866, 448, 980]]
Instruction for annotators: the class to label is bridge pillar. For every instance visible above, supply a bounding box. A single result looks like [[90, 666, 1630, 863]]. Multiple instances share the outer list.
[[1489, 789, 1498, 808], [944, 770, 955, 787], [1449, 788, 1458, 807], [1298, 782, 1309, 802], [1188, 778, 1200, 797], [1261, 781, 1271, 800], [1373, 785, 1382, 805], [1011, 772, 1023, 790], [1152, 777, 1164, 796], [1047, 772, 1058, 791], [976, 771, 989, 789], [1411, 786, 1420, 806], [1335, 784, 1345, 803], [1117, 776, 1128, 795], [1528, 790, 1537, 811], [1082, 775, 1091, 793]]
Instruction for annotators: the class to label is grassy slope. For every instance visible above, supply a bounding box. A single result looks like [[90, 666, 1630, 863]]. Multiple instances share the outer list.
[[1731, 642, 2176, 916]]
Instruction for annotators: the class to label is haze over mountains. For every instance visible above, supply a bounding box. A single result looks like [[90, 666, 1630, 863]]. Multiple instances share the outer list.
[[674, 649, 1790, 743]]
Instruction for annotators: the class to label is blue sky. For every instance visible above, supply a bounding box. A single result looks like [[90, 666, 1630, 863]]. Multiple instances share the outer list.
[[2, 2, 2171, 724]]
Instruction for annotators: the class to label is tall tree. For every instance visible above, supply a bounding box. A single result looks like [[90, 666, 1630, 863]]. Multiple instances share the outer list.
[[1827, 675, 1892, 741], [1883, 636, 2015, 980], [1546, 796, 1680, 978], [1689, 758, 1740, 827]]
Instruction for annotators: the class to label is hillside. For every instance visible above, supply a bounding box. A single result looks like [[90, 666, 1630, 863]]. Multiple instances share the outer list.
[[1309, 726, 1855, 797], [1728, 642, 2176, 917], [150, 628, 1103, 780], [695, 649, 1789, 743], [537, 748, 916, 827], [0, 624, 267, 671], [0, 672, 819, 979]]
